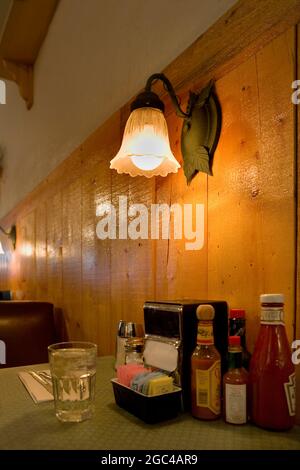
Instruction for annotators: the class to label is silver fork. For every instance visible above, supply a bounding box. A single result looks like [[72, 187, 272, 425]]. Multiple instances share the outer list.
[[28, 371, 53, 394], [37, 371, 52, 382]]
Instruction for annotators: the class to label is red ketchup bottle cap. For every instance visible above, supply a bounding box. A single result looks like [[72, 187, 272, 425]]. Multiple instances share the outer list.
[[229, 336, 241, 347], [229, 309, 245, 319]]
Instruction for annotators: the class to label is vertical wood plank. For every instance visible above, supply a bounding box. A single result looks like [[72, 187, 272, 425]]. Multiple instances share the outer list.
[[8, 221, 22, 298], [256, 28, 295, 342], [295, 23, 300, 425], [0, 249, 9, 290], [156, 106, 208, 300], [127, 175, 155, 316], [46, 192, 63, 312], [110, 172, 155, 343], [109, 173, 134, 338], [18, 210, 36, 299], [109, 108, 132, 343], [0, 255, 10, 290], [82, 158, 112, 355], [35, 202, 48, 300], [62, 178, 82, 340], [208, 57, 263, 352]]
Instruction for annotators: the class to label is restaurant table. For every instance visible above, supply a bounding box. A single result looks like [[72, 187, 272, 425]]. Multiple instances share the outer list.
[[0, 356, 299, 450]]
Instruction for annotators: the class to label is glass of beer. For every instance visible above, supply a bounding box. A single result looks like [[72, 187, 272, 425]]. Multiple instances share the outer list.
[[48, 341, 97, 422]]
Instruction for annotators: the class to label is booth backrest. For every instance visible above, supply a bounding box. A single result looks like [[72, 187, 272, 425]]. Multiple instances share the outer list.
[[0, 301, 57, 368]]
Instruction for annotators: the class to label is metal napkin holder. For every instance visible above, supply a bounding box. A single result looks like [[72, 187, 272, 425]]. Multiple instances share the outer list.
[[143, 334, 182, 390]]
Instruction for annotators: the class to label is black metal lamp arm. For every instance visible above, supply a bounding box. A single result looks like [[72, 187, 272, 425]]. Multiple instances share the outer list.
[[145, 73, 189, 119]]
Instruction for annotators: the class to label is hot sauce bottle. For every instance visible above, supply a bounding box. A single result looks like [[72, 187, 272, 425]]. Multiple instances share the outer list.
[[223, 336, 248, 424], [191, 304, 221, 420], [229, 309, 251, 370], [249, 294, 295, 430]]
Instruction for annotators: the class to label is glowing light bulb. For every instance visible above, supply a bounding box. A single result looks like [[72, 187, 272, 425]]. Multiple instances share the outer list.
[[110, 108, 180, 177]]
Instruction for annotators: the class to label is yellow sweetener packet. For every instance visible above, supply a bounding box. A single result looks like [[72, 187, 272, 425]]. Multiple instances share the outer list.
[[147, 375, 174, 396]]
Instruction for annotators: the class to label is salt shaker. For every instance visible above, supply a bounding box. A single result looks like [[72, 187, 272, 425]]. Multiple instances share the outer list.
[[115, 321, 144, 370], [125, 337, 144, 365]]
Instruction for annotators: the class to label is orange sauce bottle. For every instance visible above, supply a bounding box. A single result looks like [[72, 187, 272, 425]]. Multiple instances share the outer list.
[[191, 305, 221, 420]]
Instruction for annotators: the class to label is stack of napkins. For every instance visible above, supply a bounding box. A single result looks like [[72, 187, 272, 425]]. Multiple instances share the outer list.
[[18, 370, 53, 403]]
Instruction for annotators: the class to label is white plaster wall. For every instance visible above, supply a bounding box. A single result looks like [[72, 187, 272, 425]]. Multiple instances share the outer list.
[[0, 0, 235, 218]]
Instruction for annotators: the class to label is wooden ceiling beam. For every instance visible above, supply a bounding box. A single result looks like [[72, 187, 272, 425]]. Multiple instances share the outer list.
[[0, 0, 59, 109]]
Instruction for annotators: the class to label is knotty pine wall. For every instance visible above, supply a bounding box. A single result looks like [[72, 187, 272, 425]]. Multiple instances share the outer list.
[[0, 28, 297, 369]]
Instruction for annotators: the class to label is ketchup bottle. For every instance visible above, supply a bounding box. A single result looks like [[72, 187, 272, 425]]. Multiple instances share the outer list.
[[249, 294, 295, 430]]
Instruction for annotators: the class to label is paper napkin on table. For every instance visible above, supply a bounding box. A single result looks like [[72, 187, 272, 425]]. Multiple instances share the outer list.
[[18, 370, 53, 403]]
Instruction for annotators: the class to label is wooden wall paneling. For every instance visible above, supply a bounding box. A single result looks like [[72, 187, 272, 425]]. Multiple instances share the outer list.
[[0, 256, 4, 289], [110, 170, 131, 332], [81, 112, 121, 353], [208, 29, 296, 350], [35, 202, 48, 301], [155, 107, 208, 300], [255, 28, 295, 342], [46, 191, 63, 317], [17, 210, 36, 299], [108, 104, 130, 340], [0, 247, 9, 290], [127, 175, 155, 320], [110, 170, 155, 334], [295, 23, 300, 425], [62, 177, 82, 340], [8, 220, 21, 297], [208, 56, 263, 352], [81, 157, 112, 355], [154, 174, 172, 300], [0, 257, 8, 290]]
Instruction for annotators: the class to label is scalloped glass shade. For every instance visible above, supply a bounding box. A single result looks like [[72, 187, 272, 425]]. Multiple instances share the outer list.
[[110, 107, 180, 177]]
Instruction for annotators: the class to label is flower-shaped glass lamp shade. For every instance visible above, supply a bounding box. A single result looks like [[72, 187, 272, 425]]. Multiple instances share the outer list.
[[110, 107, 180, 177], [0, 225, 16, 253]]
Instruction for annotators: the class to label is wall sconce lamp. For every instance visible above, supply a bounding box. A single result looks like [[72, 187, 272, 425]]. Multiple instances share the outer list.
[[110, 73, 221, 184], [0, 225, 16, 253]]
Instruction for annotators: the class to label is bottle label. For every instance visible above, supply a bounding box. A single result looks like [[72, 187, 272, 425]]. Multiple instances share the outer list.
[[196, 361, 221, 414], [225, 383, 247, 424], [197, 323, 213, 345], [261, 307, 284, 325], [284, 373, 296, 416]]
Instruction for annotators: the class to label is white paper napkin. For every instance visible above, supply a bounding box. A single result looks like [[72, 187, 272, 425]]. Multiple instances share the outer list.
[[18, 370, 53, 403]]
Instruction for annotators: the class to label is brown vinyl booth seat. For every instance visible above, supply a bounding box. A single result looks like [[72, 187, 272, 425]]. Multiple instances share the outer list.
[[0, 301, 58, 368]]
